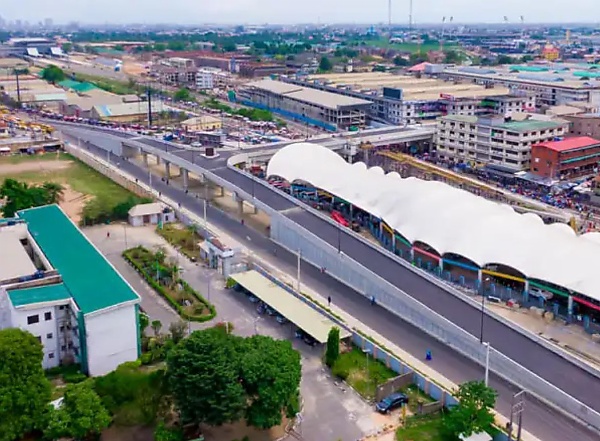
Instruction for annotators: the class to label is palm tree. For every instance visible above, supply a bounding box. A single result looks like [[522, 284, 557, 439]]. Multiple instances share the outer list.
[[151, 320, 162, 336], [186, 223, 198, 251], [41, 182, 64, 204]]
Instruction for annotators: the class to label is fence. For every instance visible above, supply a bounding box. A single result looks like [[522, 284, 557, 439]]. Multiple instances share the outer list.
[[269, 211, 600, 432]]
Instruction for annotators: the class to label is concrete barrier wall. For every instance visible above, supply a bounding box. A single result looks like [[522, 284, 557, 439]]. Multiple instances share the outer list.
[[376, 373, 412, 402]]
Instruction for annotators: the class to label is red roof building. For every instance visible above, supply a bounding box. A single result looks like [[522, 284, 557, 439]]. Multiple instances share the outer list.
[[530, 136, 600, 180]]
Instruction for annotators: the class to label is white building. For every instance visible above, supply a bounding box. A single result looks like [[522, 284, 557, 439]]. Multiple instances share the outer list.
[[0, 205, 141, 376], [196, 67, 232, 90], [128, 202, 175, 227], [435, 114, 568, 171]]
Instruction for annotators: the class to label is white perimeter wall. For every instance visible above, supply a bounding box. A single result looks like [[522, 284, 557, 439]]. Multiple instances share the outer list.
[[85, 304, 138, 376]]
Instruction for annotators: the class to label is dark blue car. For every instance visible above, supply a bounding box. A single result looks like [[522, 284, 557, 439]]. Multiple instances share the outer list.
[[375, 392, 408, 414]]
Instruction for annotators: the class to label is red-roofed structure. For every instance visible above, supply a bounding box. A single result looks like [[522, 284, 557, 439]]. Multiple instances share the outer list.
[[408, 62, 430, 73], [531, 136, 600, 179]]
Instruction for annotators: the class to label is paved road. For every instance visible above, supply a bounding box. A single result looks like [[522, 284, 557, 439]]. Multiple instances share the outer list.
[[59, 126, 600, 440]]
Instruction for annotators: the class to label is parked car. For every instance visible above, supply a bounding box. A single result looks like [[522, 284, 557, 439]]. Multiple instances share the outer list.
[[276, 315, 288, 324], [248, 295, 259, 303], [375, 393, 409, 414], [265, 306, 277, 316], [295, 329, 317, 346]]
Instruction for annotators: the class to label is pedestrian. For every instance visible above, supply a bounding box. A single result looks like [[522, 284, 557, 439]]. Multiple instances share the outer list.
[[425, 349, 432, 361], [370, 295, 376, 306], [328, 296, 331, 306], [106, 231, 110, 239]]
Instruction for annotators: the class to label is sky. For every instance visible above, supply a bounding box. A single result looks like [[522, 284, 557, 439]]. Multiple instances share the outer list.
[[2, 0, 600, 25]]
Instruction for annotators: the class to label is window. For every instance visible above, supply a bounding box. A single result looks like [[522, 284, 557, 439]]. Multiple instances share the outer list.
[[37, 336, 42, 343], [44, 312, 52, 321], [48, 352, 55, 359], [46, 333, 53, 339], [59, 305, 65, 310], [61, 345, 67, 351], [27, 315, 39, 325]]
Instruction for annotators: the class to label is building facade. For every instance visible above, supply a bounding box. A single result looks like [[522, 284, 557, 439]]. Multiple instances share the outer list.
[[565, 114, 600, 139], [530, 136, 600, 179], [196, 67, 232, 90], [0, 205, 141, 376], [241, 79, 371, 130], [436, 114, 568, 171]]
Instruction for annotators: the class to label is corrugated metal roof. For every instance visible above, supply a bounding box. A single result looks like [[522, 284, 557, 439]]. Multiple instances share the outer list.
[[8, 284, 71, 307], [230, 270, 350, 344], [32, 92, 67, 102], [17, 205, 140, 314], [534, 136, 600, 152]]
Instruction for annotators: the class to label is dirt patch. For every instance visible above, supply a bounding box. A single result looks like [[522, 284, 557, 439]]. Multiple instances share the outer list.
[[201, 417, 290, 441], [100, 425, 154, 441], [0, 159, 73, 176], [60, 185, 93, 224]]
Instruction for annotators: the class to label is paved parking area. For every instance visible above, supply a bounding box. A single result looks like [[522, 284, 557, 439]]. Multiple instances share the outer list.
[[84, 223, 389, 441]]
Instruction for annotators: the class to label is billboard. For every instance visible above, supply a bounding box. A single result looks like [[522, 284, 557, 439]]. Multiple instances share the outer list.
[[383, 87, 403, 101]]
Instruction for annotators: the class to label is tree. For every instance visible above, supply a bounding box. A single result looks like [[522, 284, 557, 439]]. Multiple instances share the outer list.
[[173, 87, 192, 102], [45, 383, 111, 440], [0, 179, 64, 217], [151, 320, 163, 336], [0, 329, 51, 441], [167, 328, 247, 426], [41, 182, 64, 204], [444, 50, 462, 64], [325, 327, 340, 368], [139, 311, 150, 336], [319, 56, 333, 72], [393, 56, 409, 66], [222, 41, 237, 52], [41, 65, 65, 83], [496, 55, 513, 65], [442, 381, 497, 439], [241, 336, 302, 429], [169, 320, 188, 344], [61, 42, 72, 53]]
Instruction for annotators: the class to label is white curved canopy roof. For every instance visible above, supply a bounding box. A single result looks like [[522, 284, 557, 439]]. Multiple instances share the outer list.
[[267, 142, 600, 301]]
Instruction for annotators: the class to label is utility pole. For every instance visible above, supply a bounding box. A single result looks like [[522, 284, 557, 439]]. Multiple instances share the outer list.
[[14, 69, 22, 105], [508, 391, 526, 441], [409, 0, 413, 31], [388, 0, 392, 28], [147, 86, 153, 128]]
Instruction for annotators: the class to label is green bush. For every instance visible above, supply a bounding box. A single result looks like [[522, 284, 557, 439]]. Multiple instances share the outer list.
[[140, 353, 153, 365], [331, 360, 350, 380], [63, 371, 88, 384], [122, 247, 216, 322], [154, 423, 184, 441], [225, 277, 237, 289]]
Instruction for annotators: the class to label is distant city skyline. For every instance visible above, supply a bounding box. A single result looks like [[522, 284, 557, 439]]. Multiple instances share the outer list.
[[2, 0, 600, 26]]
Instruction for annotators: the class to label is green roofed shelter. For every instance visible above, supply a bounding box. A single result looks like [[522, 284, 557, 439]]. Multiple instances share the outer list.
[[58, 79, 97, 93], [8, 284, 71, 307], [17, 205, 139, 314], [230, 270, 350, 344]]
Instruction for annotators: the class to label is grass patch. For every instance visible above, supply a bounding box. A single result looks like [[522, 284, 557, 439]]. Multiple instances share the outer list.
[[358, 38, 458, 53], [123, 246, 216, 322], [396, 412, 446, 441], [74, 73, 138, 95], [331, 347, 396, 400], [0, 152, 141, 218], [156, 223, 203, 261]]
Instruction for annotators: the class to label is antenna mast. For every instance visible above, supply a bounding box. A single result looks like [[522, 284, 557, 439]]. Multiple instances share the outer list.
[[409, 0, 413, 31]]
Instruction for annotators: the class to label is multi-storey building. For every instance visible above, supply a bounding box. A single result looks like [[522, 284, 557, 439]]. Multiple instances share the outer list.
[[435, 114, 568, 171], [0, 205, 141, 376], [240, 79, 371, 131], [439, 66, 600, 108], [196, 67, 232, 90], [280, 72, 531, 125], [531, 136, 600, 180]]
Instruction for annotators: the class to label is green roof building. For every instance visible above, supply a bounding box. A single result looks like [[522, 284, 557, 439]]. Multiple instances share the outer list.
[[0, 205, 141, 376]]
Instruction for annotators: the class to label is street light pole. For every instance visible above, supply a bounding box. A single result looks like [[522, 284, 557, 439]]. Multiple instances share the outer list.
[[363, 348, 371, 396], [480, 294, 485, 344], [337, 226, 341, 253]]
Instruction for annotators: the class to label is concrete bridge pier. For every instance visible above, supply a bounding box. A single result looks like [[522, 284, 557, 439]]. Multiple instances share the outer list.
[[182, 168, 189, 189], [165, 161, 171, 180]]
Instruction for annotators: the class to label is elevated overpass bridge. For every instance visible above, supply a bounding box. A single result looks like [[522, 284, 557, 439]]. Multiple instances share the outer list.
[[54, 121, 600, 439]]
